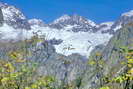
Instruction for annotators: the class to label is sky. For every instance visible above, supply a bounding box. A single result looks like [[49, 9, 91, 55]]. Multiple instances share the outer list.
[[1, 0, 133, 24]]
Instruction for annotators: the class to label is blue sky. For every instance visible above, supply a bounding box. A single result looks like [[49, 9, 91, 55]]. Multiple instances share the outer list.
[[1, 0, 133, 23]]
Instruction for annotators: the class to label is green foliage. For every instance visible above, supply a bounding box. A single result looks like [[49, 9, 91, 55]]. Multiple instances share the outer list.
[[0, 55, 55, 89], [100, 86, 110, 89], [0, 34, 56, 89], [88, 52, 105, 66], [100, 47, 133, 89]]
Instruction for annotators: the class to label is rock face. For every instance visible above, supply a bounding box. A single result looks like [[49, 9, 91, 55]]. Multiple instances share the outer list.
[[37, 41, 89, 88], [37, 53, 87, 88], [0, 8, 3, 26], [102, 23, 133, 73], [98, 22, 114, 34], [80, 23, 133, 89], [27, 40, 87, 88], [0, 39, 87, 88]]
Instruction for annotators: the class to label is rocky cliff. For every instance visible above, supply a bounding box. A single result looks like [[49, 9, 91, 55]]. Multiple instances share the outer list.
[[0, 8, 3, 26]]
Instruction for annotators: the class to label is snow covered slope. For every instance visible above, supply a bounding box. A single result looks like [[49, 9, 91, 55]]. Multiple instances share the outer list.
[[0, 24, 24, 41], [0, 23, 112, 57], [26, 25, 112, 57]]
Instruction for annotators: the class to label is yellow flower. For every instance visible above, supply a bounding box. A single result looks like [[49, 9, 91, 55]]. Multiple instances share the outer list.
[[25, 87, 31, 89], [98, 60, 105, 65], [9, 51, 26, 63], [125, 56, 131, 59], [31, 84, 38, 88], [128, 68, 133, 75], [38, 81, 42, 86], [9, 52, 18, 59], [128, 59, 133, 64], [88, 60, 96, 65], [10, 72, 22, 78], [114, 76, 124, 83], [100, 86, 110, 89], [4, 62, 15, 72], [1, 77, 9, 84], [120, 61, 126, 65], [127, 64, 132, 68], [96, 52, 102, 56]]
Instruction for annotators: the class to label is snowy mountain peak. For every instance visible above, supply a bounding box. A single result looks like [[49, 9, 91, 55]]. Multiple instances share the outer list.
[[0, 3, 26, 20], [71, 14, 96, 26], [51, 14, 96, 26], [121, 10, 133, 17], [49, 14, 96, 32], [52, 14, 71, 24], [0, 2, 30, 29], [28, 19, 46, 27]]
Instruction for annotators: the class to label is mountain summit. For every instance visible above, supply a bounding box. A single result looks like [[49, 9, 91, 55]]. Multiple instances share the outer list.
[[49, 14, 96, 32], [0, 2, 30, 29]]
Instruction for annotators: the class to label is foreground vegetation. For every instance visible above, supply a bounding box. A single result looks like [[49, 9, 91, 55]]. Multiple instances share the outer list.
[[0, 35, 56, 89], [0, 33, 132, 89], [88, 47, 133, 89]]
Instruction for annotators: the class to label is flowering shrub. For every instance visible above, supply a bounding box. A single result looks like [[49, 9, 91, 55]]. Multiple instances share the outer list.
[[0, 34, 55, 89]]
